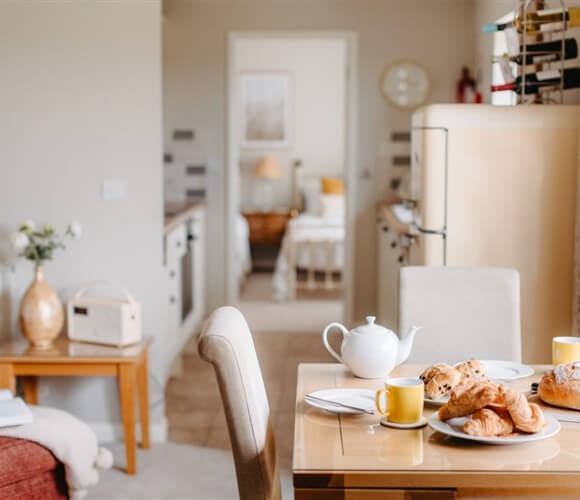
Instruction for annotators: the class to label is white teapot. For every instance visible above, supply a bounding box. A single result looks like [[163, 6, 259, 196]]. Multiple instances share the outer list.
[[322, 316, 420, 379]]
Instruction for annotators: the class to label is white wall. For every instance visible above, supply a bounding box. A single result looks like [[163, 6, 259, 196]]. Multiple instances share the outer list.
[[235, 37, 346, 210], [163, 0, 475, 320], [0, 0, 166, 439]]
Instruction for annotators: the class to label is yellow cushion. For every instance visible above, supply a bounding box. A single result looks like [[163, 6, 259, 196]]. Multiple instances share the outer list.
[[321, 177, 344, 195]]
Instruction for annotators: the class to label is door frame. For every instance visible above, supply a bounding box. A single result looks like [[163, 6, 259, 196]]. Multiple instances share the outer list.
[[225, 30, 358, 324]]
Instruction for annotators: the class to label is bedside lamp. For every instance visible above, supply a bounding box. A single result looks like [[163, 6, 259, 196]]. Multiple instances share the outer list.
[[253, 156, 282, 212]]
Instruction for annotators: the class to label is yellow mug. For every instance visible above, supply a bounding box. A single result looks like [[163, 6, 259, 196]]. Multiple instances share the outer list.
[[552, 336, 580, 366], [375, 377, 424, 424]]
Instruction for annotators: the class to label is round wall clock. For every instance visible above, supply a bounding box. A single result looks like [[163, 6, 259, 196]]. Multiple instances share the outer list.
[[380, 61, 430, 109]]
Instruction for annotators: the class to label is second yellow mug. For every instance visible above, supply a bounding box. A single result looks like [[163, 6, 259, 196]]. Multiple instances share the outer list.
[[553, 336, 580, 366], [375, 377, 424, 424]]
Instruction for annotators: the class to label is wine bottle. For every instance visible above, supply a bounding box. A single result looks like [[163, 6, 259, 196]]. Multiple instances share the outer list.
[[492, 38, 578, 65], [482, 7, 580, 34], [490, 68, 580, 94]]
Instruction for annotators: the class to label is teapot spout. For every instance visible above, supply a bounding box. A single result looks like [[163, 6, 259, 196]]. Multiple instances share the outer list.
[[396, 325, 421, 365]]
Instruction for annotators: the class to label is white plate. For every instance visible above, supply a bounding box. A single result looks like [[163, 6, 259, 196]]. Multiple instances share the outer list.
[[305, 388, 375, 415], [481, 360, 534, 380], [424, 393, 450, 407], [428, 413, 560, 445]]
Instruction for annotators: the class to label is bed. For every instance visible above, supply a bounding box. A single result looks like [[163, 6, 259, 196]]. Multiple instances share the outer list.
[[272, 175, 345, 301]]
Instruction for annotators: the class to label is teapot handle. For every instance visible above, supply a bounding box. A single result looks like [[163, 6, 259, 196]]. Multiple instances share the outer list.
[[322, 322, 349, 363]]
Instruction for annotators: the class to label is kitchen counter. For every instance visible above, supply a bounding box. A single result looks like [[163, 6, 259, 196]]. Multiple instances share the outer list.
[[376, 202, 411, 237], [164, 201, 204, 234]]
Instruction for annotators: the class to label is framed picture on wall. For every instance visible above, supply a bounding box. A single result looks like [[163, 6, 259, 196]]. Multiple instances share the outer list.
[[240, 73, 292, 150]]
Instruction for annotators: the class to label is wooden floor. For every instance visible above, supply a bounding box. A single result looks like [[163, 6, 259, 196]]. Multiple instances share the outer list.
[[165, 332, 330, 469]]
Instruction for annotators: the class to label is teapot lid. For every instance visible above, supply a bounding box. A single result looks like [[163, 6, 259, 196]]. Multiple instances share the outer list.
[[352, 316, 392, 336]]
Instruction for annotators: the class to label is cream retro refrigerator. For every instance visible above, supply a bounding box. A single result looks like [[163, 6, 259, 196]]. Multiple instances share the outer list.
[[408, 104, 578, 363]]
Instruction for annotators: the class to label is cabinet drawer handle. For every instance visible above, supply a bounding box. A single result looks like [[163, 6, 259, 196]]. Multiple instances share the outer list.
[[169, 270, 176, 278], [170, 296, 176, 304], [176, 241, 182, 248], [398, 256, 404, 263], [390, 241, 397, 248], [382, 226, 389, 232]]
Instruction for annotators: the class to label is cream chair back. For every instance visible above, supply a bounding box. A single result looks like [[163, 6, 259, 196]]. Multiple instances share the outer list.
[[198, 306, 281, 500], [399, 267, 522, 364]]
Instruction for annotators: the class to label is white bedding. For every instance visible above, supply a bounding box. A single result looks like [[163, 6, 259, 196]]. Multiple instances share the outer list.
[[272, 214, 344, 300]]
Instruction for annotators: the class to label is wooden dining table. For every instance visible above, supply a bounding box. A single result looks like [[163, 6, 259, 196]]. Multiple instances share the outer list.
[[293, 363, 580, 499]]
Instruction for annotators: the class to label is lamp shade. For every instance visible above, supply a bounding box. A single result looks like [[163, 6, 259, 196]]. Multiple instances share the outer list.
[[253, 156, 282, 179]]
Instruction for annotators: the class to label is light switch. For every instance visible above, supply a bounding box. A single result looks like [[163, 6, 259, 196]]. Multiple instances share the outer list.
[[101, 179, 126, 200]]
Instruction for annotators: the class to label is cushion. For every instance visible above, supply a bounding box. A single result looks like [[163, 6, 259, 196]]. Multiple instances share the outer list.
[[321, 177, 344, 195], [320, 193, 345, 218], [0, 436, 67, 499], [302, 177, 322, 215]]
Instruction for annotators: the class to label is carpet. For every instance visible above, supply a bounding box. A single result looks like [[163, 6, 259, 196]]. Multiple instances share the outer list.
[[88, 442, 293, 499]]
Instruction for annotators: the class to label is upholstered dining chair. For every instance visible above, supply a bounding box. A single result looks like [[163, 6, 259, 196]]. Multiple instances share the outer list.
[[198, 306, 282, 500], [399, 266, 522, 364]]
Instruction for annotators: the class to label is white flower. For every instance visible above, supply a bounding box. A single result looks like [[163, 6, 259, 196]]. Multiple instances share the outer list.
[[20, 220, 35, 232], [10, 232, 29, 251], [68, 220, 82, 238], [43, 224, 55, 235]]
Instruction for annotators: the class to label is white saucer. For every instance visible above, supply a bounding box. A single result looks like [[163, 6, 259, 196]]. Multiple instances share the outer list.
[[380, 416, 428, 429]]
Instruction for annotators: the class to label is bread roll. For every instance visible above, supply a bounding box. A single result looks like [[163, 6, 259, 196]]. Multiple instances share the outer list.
[[419, 363, 460, 400], [454, 360, 487, 383], [424, 369, 461, 400], [419, 363, 452, 384], [538, 363, 580, 410]]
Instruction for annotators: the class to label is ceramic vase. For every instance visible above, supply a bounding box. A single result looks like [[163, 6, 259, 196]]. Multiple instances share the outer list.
[[19, 266, 63, 349]]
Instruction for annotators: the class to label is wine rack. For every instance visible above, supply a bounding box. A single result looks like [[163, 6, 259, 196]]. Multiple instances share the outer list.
[[519, 0, 567, 103], [486, 0, 574, 104]]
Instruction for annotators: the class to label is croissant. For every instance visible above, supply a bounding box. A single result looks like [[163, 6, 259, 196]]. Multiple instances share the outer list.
[[463, 407, 514, 437], [498, 385, 544, 433], [439, 381, 500, 421]]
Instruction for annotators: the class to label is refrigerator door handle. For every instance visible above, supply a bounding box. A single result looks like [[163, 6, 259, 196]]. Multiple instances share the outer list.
[[413, 224, 448, 265], [414, 225, 446, 238]]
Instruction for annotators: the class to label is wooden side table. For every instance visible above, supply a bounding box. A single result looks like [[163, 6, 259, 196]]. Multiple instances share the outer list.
[[0, 337, 152, 474], [242, 210, 291, 246], [242, 210, 292, 271]]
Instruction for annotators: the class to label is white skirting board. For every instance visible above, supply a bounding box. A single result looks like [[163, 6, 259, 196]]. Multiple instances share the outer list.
[[87, 417, 167, 443]]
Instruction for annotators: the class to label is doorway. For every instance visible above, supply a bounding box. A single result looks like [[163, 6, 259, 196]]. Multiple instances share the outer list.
[[225, 31, 357, 330]]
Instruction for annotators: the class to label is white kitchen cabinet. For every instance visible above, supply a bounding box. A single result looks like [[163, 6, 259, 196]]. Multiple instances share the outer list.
[[163, 206, 205, 377], [166, 223, 187, 263], [165, 250, 182, 353], [377, 220, 404, 331], [182, 210, 205, 337]]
